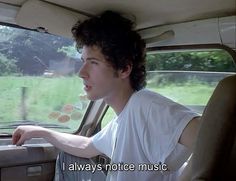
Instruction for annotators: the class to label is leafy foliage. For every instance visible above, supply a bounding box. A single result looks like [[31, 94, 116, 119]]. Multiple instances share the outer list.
[[0, 25, 75, 75], [1, 25, 235, 76], [0, 53, 18, 75], [57, 43, 79, 59], [146, 50, 235, 72]]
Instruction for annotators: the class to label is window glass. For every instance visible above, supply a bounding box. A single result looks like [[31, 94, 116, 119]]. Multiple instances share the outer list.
[[101, 49, 236, 128], [0, 25, 89, 135], [146, 50, 236, 113], [101, 107, 116, 128]]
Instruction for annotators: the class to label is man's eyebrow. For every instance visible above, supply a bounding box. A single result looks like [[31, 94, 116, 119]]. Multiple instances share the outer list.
[[81, 57, 101, 62]]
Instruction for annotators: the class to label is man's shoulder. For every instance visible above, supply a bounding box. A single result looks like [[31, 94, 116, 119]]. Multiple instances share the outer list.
[[126, 89, 166, 116], [131, 89, 169, 105], [129, 89, 184, 115], [133, 89, 156, 99]]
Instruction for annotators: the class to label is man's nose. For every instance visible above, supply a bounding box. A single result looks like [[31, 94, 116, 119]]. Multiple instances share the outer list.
[[78, 63, 89, 79]]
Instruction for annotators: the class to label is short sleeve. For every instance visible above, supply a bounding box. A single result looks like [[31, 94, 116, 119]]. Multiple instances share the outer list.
[[92, 119, 117, 158], [142, 99, 199, 164]]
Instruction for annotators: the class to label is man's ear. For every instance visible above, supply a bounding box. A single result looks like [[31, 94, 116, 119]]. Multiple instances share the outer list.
[[118, 64, 132, 79]]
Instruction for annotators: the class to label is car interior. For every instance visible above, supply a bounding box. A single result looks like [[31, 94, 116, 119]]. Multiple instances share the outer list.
[[0, 0, 235, 180]]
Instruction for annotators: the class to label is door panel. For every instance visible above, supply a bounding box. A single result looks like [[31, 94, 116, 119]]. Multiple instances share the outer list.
[[0, 138, 59, 181]]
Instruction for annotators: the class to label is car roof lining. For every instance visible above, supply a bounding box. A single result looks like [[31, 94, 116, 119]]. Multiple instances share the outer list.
[[0, 0, 235, 30]]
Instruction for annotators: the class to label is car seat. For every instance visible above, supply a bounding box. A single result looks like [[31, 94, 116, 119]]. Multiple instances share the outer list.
[[191, 75, 236, 180]]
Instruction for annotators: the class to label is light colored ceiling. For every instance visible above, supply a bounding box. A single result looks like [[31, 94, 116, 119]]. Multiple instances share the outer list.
[[0, 0, 235, 30]]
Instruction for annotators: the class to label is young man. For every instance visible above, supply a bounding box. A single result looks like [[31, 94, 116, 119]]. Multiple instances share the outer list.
[[12, 11, 200, 181]]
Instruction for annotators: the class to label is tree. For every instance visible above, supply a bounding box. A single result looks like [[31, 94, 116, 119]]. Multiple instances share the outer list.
[[0, 53, 18, 75], [57, 43, 80, 59], [146, 50, 235, 72], [0, 24, 75, 75]]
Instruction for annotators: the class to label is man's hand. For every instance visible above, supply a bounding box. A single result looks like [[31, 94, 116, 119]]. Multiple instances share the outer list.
[[12, 125, 46, 146]]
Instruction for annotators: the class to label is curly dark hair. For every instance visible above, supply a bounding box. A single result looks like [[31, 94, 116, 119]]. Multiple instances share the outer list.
[[72, 11, 146, 91]]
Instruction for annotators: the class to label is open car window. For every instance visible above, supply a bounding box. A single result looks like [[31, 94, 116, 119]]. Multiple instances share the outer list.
[[102, 48, 236, 127], [0, 24, 89, 135], [146, 49, 236, 113]]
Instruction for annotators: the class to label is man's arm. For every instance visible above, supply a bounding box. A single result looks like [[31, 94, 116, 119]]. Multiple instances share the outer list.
[[12, 125, 101, 158], [178, 116, 201, 181], [179, 116, 201, 149]]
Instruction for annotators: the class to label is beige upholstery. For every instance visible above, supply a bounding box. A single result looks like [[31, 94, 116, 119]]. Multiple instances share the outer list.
[[191, 75, 236, 180]]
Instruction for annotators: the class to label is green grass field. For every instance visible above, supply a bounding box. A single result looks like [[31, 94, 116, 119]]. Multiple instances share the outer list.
[[0, 75, 217, 133], [0, 76, 89, 133], [147, 83, 215, 105]]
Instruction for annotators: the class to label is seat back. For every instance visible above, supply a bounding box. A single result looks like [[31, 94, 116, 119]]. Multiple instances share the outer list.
[[191, 75, 236, 180]]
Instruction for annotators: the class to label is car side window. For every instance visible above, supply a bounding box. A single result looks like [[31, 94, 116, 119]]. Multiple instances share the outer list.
[[0, 24, 90, 135], [146, 49, 235, 114], [101, 107, 116, 128]]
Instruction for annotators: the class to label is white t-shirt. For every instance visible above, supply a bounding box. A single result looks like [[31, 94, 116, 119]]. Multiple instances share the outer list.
[[92, 89, 199, 181]]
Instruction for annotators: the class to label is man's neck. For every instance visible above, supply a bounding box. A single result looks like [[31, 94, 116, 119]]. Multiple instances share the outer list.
[[105, 87, 134, 115]]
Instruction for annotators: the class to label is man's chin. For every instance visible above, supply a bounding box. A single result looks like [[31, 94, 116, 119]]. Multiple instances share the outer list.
[[86, 94, 100, 101]]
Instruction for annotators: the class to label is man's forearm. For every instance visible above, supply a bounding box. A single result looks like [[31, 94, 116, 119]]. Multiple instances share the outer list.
[[13, 126, 100, 158], [43, 129, 99, 158]]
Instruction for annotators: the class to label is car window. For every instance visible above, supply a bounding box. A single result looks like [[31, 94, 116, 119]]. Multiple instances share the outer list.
[[101, 106, 116, 128], [0, 24, 89, 135], [146, 49, 236, 113], [101, 49, 236, 128]]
